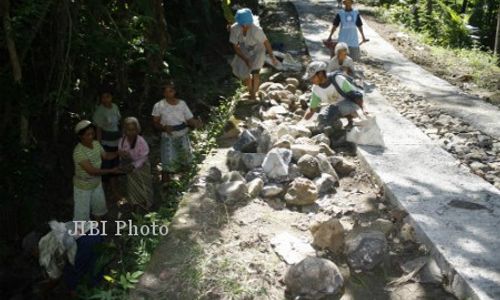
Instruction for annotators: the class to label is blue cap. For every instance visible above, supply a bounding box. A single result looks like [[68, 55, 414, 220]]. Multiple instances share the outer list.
[[235, 8, 254, 25]]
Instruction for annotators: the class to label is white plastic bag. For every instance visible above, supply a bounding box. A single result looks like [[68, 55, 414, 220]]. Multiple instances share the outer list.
[[346, 116, 385, 147]]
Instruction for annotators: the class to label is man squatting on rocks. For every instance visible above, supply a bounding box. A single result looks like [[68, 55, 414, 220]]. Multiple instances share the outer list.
[[303, 61, 364, 129]]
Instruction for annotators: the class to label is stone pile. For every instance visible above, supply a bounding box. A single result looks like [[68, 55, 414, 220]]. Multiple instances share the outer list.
[[206, 76, 441, 299], [365, 67, 500, 189]]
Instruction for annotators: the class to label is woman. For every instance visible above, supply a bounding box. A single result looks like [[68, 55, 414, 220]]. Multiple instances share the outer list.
[[151, 81, 202, 183], [229, 8, 278, 100], [326, 0, 367, 61], [92, 86, 121, 201], [327, 42, 355, 76], [72, 120, 120, 221], [118, 117, 153, 210]]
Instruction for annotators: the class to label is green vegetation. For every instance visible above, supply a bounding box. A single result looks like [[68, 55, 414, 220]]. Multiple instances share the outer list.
[[0, 0, 253, 298], [363, 0, 499, 51]]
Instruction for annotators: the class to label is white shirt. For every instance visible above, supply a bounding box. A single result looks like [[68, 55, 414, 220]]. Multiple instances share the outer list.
[[151, 99, 194, 137], [229, 23, 267, 47], [311, 84, 341, 108]]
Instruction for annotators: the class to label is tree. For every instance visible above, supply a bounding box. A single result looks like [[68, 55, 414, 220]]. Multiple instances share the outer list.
[[1, 0, 29, 146], [495, 7, 500, 58]]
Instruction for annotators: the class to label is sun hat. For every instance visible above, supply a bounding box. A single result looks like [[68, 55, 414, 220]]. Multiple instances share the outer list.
[[74, 120, 92, 134], [303, 61, 328, 80], [235, 8, 254, 25]]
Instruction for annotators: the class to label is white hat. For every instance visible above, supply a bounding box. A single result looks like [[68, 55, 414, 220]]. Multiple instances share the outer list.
[[303, 61, 328, 80], [74, 120, 92, 134]]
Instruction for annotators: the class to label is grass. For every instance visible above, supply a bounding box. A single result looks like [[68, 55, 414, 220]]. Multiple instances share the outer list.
[[79, 86, 243, 299], [371, 6, 500, 93]]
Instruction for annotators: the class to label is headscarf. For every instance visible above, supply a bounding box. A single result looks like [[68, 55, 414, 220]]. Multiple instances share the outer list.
[[334, 42, 350, 56], [235, 8, 254, 26]]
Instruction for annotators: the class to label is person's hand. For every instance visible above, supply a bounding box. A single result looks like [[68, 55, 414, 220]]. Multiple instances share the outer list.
[[327, 36, 332, 42], [271, 56, 278, 65], [304, 110, 315, 120], [163, 125, 173, 134], [118, 150, 129, 158], [244, 57, 251, 68], [194, 117, 203, 129], [110, 167, 123, 174]]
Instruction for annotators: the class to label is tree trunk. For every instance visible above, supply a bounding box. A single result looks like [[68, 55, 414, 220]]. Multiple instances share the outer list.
[[426, 0, 433, 16], [140, 0, 170, 114], [1, 0, 29, 145], [461, 0, 468, 14], [495, 7, 500, 58]]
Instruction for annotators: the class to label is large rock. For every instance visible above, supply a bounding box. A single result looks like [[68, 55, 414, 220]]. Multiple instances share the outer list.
[[222, 171, 246, 183], [285, 257, 344, 300], [285, 84, 297, 94], [295, 137, 316, 145], [316, 154, 340, 182], [311, 133, 330, 145], [206, 166, 222, 183], [226, 149, 244, 171], [267, 82, 285, 91], [259, 81, 273, 91], [345, 230, 387, 271], [291, 144, 320, 161], [310, 217, 345, 254], [262, 148, 292, 179], [285, 77, 300, 87], [318, 143, 336, 156], [241, 153, 266, 171], [314, 173, 338, 195], [285, 177, 318, 206], [277, 124, 311, 139], [261, 183, 285, 198], [297, 154, 321, 179], [247, 178, 264, 198], [245, 168, 268, 183], [329, 156, 356, 176], [288, 164, 303, 181], [233, 130, 257, 153], [217, 181, 248, 203], [249, 124, 273, 153]]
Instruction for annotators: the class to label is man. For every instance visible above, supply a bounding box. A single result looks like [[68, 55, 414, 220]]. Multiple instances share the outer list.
[[327, 0, 367, 61], [303, 61, 362, 130]]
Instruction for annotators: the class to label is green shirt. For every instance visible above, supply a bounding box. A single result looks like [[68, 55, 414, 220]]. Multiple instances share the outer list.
[[73, 141, 105, 190]]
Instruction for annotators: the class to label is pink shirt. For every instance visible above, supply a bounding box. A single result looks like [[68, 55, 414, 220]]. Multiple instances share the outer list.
[[118, 135, 149, 169]]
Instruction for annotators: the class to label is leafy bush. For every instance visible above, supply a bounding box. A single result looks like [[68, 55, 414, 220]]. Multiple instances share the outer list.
[[387, 0, 471, 48]]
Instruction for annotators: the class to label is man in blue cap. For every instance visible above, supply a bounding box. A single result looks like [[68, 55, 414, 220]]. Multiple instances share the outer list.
[[229, 8, 278, 100]]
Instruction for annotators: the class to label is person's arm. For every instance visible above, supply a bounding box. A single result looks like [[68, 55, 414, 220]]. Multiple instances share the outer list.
[[263, 40, 278, 65], [186, 117, 202, 129], [79, 160, 117, 176], [356, 14, 367, 43], [95, 127, 102, 142], [232, 44, 251, 67], [304, 107, 320, 120], [304, 92, 321, 120], [102, 151, 118, 160], [327, 14, 341, 41], [153, 116, 173, 134]]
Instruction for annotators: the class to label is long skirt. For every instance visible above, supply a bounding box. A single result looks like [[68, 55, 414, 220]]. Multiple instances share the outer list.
[[160, 134, 193, 173], [127, 160, 153, 210], [231, 43, 266, 80]]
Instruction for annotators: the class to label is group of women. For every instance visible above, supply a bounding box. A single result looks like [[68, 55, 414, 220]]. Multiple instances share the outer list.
[[72, 82, 200, 222]]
